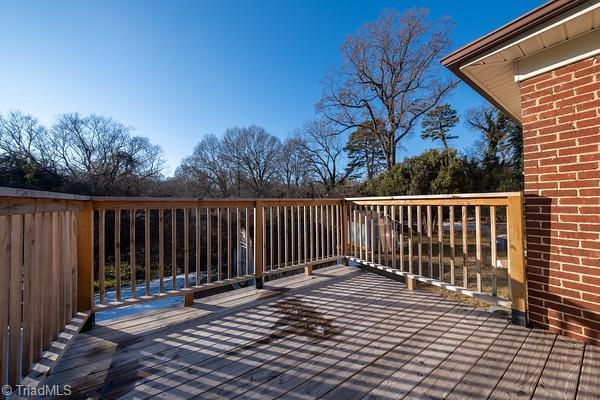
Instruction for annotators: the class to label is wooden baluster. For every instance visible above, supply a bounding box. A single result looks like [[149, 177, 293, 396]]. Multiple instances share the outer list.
[[115, 209, 122, 300], [263, 207, 268, 274], [358, 206, 362, 260], [217, 208, 222, 280], [23, 214, 35, 375], [171, 209, 177, 289], [297, 206, 309, 264], [490, 206, 497, 297], [43, 213, 52, 348], [159, 209, 164, 292], [253, 202, 264, 288], [8, 215, 23, 385], [438, 205, 443, 281], [206, 208, 211, 283], [427, 205, 432, 277], [237, 208, 241, 278], [370, 206, 375, 264], [227, 208, 231, 279], [417, 205, 422, 275], [325, 205, 330, 258], [52, 212, 60, 338], [449, 206, 455, 285], [476, 205, 482, 292], [246, 207, 250, 275], [184, 208, 189, 288], [77, 205, 93, 313], [462, 205, 468, 289], [400, 205, 404, 271], [375, 206, 382, 265], [145, 209, 151, 296], [324, 205, 331, 258], [196, 208, 201, 285], [284, 207, 288, 267], [130, 209, 136, 298], [290, 207, 292, 265], [32, 214, 43, 361], [313, 205, 318, 260], [336, 204, 341, 257], [391, 205, 396, 268], [352, 205, 363, 260], [0, 216, 10, 384], [362, 206, 367, 262], [269, 207, 274, 270], [320, 205, 324, 260], [408, 205, 413, 274], [277, 206, 281, 269], [309, 206, 314, 261], [99, 209, 106, 304]]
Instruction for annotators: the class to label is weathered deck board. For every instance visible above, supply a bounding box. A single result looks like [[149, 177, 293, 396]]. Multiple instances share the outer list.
[[488, 329, 556, 400], [38, 264, 600, 400], [402, 312, 510, 400], [112, 272, 403, 399], [577, 345, 600, 400], [445, 323, 531, 400], [532, 336, 585, 400]]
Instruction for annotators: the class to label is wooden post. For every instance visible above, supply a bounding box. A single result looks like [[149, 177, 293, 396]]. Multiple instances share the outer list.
[[507, 192, 528, 326], [406, 276, 416, 291], [304, 265, 313, 276], [184, 292, 194, 306], [76, 203, 94, 330], [254, 201, 264, 289], [340, 200, 349, 265]]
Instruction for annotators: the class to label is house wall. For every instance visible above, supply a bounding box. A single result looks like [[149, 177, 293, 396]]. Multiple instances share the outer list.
[[521, 55, 600, 345]]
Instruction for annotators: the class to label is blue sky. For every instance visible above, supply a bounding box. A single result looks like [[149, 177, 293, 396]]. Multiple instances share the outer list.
[[0, 0, 543, 175]]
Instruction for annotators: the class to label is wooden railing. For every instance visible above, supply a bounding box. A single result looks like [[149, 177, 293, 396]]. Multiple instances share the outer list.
[[0, 188, 526, 388], [343, 192, 527, 324], [87, 198, 343, 310], [0, 189, 89, 389]]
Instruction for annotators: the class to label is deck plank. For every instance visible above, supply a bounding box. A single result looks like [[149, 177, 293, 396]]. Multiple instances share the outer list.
[[319, 304, 475, 400], [221, 294, 449, 400], [532, 336, 585, 400], [403, 312, 510, 400], [59, 271, 397, 397], [33, 265, 596, 400], [577, 344, 600, 400], [488, 329, 556, 400], [445, 322, 531, 400], [105, 276, 404, 399], [139, 279, 433, 399]]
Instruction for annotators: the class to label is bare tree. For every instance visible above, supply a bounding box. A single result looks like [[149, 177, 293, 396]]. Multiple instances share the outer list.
[[0, 111, 54, 167], [296, 118, 350, 194], [319, 8, 457, 170], [52, 113, 165, 195], [223, 126, 282, 197], [280, 137, 310, 196], [176, 134, 233, 197]]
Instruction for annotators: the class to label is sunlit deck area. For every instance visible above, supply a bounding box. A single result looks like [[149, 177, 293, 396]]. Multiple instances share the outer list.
[[44, 265, 599, 400]]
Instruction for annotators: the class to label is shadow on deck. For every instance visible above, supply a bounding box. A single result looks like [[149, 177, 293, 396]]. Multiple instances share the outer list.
[[45, 265, 599, 400]]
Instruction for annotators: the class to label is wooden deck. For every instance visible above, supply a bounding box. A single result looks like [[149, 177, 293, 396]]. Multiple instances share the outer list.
[[45, 265, 600, 400]]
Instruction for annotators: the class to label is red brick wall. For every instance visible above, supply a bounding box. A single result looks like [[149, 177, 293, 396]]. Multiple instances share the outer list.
[[521, 56, 600, 345]]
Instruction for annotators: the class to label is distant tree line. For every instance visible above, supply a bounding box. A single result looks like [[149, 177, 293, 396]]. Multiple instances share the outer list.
[[1, 8, 523, 198]]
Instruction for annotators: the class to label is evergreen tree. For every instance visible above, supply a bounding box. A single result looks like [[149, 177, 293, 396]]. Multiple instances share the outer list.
[[420, 104, 459, 149]]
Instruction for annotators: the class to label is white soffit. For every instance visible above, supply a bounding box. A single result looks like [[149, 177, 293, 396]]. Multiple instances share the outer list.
[[459, 0, 600, 122]]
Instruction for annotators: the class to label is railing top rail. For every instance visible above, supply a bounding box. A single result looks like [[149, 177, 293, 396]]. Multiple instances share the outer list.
[[344, 192, 521, 201], [1, 186, 523, 207], [0, 187, 91, 201]]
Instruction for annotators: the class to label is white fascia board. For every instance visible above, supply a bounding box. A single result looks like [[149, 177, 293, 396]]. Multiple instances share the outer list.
[[515, 27, 600, 81], [462, 0, 600, 69]]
